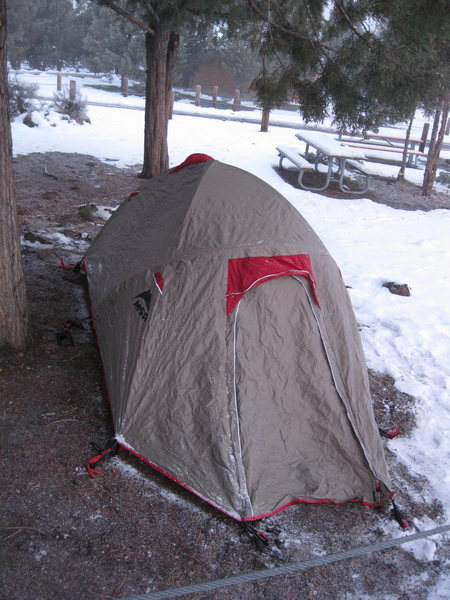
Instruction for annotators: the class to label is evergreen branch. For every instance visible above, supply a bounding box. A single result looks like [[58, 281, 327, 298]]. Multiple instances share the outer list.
[[246, 0, 335, 52], [334, 0, 366, 39], [265, 2, 287, 69], [96, 0, 155, 35], [302, 0, 331, 61]]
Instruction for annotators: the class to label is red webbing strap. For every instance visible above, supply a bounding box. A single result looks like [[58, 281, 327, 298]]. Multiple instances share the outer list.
[[86, 447, 115, 478], [391, 499, 410, 529], [379, 426, 401, 439], [59, 257, 86, 272]]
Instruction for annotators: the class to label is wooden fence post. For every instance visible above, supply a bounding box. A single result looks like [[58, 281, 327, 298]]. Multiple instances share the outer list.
[[212, 85, 218, 108], [260, 108, 270, 132], [168, 90, 175, 119], [56, 72, 62, 92], [195, 85, 201, 107], [233, 89, 241, 111], [69, 79, 76, 101], [419, 122, 430, 152], [121, 76, 128, 97]]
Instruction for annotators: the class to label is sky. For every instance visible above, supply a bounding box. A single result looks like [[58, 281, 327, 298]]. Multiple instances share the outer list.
[[10, 70, 450, 582]]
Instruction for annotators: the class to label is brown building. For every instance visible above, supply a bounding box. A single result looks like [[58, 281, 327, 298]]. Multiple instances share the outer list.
[[192, 59, 252, 97]]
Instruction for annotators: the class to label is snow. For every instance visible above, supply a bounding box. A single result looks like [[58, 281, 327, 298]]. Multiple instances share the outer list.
[[427, 569, 450, 600], [90, 204, 118, 221], [380, 517, 444, 562], [295, 130, 367, 159], [11, 71, 450, 571]]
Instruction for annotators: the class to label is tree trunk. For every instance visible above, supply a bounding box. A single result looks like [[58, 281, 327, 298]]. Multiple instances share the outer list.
[[165, 31, 179, 119], [398, 112, 414, 181], [260, 107, 270, 132], [423, 105, 441, 185], [422, 97, 450, 196], [140, 28, 179, 179], [0, 0, 29, 350]]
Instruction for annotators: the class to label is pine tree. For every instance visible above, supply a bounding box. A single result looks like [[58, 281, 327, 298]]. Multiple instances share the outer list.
[[93, 0, 248, 178], [7, 0, 87, 70], [81, 2, 145, 79], [248, 0, 449, 194]]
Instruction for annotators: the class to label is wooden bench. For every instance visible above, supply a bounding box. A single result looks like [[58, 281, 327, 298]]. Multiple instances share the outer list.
[[336, 132, 427, 167], [345, 143, 426, 166], [339, 132, 424, 147]]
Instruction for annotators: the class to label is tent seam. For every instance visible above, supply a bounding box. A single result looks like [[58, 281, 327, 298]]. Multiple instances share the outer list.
[[293, 276, 385, 493], [232, 300, 254, 517]]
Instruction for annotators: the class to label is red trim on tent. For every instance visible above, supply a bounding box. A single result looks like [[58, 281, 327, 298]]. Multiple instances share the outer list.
[[116, 440, 382, 522], [242, 496, 382, 522], [153, 272, 165, 293], [226, 254, 320, 316], [170, 153, 214, 174], [116, 441, 237, 519]]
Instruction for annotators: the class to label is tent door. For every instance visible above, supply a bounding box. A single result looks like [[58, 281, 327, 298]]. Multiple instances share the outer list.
[[229, 275, 376, 514]]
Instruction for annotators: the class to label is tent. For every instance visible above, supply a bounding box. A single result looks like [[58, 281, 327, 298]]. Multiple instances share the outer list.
[[85, 155, 391, 521]]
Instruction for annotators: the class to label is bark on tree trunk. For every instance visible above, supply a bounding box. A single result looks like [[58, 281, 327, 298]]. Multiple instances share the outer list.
[[0, 0, 29, 350], [260, 107, 270, 132], [165, 32, 179, 124], [140, 28, 179, 179], [422, 97, 450, 197]]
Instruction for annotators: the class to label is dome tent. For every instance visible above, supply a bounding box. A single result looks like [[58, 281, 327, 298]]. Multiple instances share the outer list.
[[85, 156, 391, 521]]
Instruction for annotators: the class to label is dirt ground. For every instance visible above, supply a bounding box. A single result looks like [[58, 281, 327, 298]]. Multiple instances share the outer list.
[[1, 153, 449, 600]]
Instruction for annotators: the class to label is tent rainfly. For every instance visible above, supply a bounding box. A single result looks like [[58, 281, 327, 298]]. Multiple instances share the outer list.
[[85, 155, 392, 521]]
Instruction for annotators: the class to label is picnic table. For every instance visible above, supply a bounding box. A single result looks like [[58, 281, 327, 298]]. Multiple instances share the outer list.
[[277, 131, 370, 193], [336, 131, 426, 166]]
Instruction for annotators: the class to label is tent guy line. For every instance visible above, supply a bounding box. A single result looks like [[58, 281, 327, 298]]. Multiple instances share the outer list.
[[120, 524, 450, 600]]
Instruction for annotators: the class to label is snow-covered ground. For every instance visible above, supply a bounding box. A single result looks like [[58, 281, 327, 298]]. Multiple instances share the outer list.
[[11, 71, 450, 564]]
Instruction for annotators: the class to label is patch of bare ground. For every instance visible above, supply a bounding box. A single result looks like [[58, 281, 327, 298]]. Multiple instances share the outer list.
[[275, 163, 450, 211], [1, 153, 448, 600]]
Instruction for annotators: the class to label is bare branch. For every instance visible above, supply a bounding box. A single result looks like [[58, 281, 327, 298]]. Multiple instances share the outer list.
[[97, 0, 155, 35]]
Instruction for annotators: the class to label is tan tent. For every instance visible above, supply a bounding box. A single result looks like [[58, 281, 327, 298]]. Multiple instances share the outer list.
[[85, 155, 391, 521]]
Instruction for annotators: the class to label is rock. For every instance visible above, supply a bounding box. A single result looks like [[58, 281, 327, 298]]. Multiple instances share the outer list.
[[22, 113, 38, 128], [42, 191, 59, 200], [383, 281, 411, 296], [78, 203, 98, 221], [23, 231, 52, 245], [62, 228, 82, 240]]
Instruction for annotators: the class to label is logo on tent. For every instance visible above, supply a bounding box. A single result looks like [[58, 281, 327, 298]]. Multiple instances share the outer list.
[[133, 289, 152, 322]]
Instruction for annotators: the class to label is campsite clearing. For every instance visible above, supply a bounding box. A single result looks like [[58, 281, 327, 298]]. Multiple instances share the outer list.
[[1, 152, 449, 600]]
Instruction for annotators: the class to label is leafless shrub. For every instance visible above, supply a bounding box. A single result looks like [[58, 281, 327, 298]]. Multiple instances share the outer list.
[[53, 87, 90, 124]]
